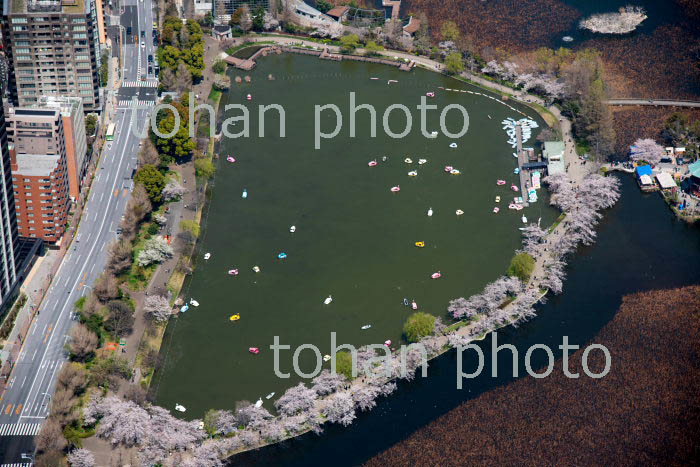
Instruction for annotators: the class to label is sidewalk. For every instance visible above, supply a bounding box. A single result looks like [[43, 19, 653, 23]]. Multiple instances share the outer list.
[[120, 162, 198, 368]]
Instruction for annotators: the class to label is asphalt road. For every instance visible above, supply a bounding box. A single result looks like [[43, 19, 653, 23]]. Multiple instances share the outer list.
[[606, 98, 700, 108], [0, 0, 157, 462]]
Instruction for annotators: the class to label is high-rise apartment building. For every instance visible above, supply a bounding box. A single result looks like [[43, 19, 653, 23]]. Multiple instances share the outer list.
[[215, 0, 269, 22], [36, 96, 87, 200], [5, 107, 70, 243], [1, 0, 103, 112], [0, 104, 19, 308]]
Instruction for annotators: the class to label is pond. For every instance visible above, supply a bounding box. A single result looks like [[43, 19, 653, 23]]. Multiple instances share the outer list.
[[151, 53, 558, 417], [229, 174, 700, 466]]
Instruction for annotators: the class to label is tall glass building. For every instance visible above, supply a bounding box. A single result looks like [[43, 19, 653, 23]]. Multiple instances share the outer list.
[[214, 0, 270, 22], [0, 103, 19, 309]]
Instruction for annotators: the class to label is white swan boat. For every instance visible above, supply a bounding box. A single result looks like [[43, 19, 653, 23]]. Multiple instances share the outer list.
[[427, 207, 433, 217], [255, 398, 263, 408], [449, 142, 458, 148], [204, 253, 211, 260], [175, 404, 186, 412], [324, 295, 333, 305], [253, 266, 261, 273], [266, 392, 275, 399], [408, 170, 418, 177], [456, 209, 464, 216], [323, 354, 331, 362], [290, 225, 296, 233], [404, 158, 413, 164], [522, 216, 528, 223], [361, 324, 372, 330], [418, 158, 427, 165], [189, 299, 199, 307]]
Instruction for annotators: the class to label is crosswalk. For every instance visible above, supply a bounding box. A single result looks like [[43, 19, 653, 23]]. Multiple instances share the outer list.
[[0, 423, 42, 437], [1, 463, 32, 466], [117, 99, 156, 108], [122, 80, 159, 88]]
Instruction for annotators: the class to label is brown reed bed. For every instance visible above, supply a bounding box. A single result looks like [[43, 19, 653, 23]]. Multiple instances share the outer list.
[[366, 285, 700, 467]]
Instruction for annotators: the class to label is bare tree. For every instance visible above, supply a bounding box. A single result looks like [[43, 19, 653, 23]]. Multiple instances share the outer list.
[[138, 139, 161, 166], [94, 272, 119, 302], [35, 417, 67, 453], [160, 68, 176, 91], [50, 388, 79, 425], [175, 63, 193, 92], [57, 363, 88, 394], [69, 323, 98, 361], [107, 239, 133, 275]]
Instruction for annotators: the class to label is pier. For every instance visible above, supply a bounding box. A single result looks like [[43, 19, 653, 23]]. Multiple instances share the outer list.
[[222, 46, 416, 72], [515, 124, 530, 207]]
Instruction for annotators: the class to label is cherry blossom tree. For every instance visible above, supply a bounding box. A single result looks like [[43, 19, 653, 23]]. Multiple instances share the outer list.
[[136, 236, 174, 267], [86, 396, 150, 446], [162, 180, 186, 201], [144, 294, 172, 322], [260, 420, 286, 442], [235, 403, 273, 429], [67, 448, 95, 467], [311, 370, 346, 396], [323, 392, 356, 426], [275, 383, 318, 416]]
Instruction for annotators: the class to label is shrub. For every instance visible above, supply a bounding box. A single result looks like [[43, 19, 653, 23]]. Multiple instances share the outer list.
[[334, 351, 355, 379], [212, 59, 227, 74], [403, 312, 436, 343], [195, 158, 216, 179], [507, 252, 536, 282], [179, 220, 200, 238]]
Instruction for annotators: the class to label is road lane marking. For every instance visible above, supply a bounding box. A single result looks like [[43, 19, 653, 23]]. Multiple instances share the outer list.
[[20, 110, 137, 415]]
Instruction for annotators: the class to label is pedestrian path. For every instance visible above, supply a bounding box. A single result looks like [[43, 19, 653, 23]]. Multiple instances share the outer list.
[[117, 99, 156, 108], [0, 422, 42, 436], [122, 80, 158, 87]]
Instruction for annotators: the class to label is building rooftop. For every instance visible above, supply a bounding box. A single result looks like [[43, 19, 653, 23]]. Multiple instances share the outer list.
[[543, 141, 565, 158], [689, 160, 700, 178], [543, 141, 566, 175], [403, 16, 421, 34], [326, 6, 349, 18], [36, 95, 83, 117], [635, 165, 653, 177], [16, 153, 59, 177], [7, 0, 87, 15], [656, 172, 676, 189]]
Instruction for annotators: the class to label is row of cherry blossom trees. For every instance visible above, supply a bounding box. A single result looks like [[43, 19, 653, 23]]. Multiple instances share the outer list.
[[75, 173, 621, 465]]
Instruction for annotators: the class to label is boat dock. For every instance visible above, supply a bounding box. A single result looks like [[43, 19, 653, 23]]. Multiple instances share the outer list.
[[515, 125, 530, 207], [222, 46, 416, 72]]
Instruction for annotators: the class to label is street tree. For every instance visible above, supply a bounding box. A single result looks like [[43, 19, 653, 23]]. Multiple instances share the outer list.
[[135, 164, 166, 203], [69, 323, 98, 362]]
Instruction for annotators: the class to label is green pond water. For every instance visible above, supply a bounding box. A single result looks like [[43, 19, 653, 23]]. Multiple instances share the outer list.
[[152, 53, 558, 416]]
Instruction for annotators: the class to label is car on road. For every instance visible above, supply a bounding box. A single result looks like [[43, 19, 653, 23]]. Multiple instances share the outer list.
[[153, 21, 157, 29], [126, 26, 132, 35], [141, 41, 145, 48], [148, 65, 153, 75], [141, 31, 145, 38], [148, 54, 153, 62]]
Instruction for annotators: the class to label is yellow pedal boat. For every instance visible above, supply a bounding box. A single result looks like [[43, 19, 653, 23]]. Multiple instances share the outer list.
[[229, 314, 241, 321], [415, 241, 425, 248]]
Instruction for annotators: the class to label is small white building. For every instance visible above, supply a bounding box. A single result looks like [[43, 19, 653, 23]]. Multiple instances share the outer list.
[[656, 172, 676, 190]]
